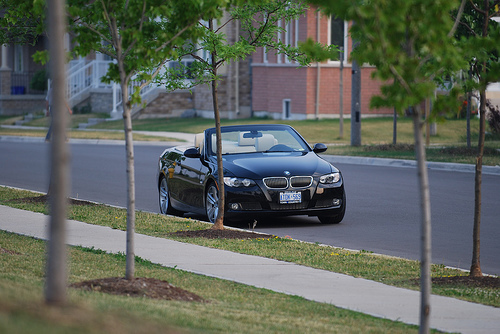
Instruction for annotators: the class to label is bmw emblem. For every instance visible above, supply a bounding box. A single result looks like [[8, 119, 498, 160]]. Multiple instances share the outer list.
[[283, 170, 291, 176]]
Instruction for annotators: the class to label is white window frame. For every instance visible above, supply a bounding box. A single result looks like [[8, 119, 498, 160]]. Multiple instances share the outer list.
[[14, 45, 23, 73], [328, 18, 348, 64], [284, 20, 291, 63], [282, 99, 291, 119], [295, 18, 299, 47], [277, 19, 282, 64]]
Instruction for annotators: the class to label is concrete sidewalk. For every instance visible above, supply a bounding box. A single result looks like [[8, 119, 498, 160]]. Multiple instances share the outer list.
[[1, 204, 499, 334]]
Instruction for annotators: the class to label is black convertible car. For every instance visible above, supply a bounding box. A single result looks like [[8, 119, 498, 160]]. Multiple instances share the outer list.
[[157, 124, 346, 224]]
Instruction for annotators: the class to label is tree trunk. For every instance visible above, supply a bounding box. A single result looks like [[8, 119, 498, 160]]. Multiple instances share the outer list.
[[45, 0, 69, 305], [469, 1, 490, 278], [114, 42, 136, 280], [412, 105, 432, 334], [123, 101, 136, 279], [210, 19, 225, 230], [470, 89, 486, 277]]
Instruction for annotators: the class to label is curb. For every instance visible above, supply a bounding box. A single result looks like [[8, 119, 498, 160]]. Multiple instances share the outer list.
[[1, 133, 499, 175], [321, 155, 500, 176]]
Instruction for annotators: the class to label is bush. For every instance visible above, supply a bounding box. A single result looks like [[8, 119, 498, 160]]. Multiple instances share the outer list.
[[29, 69, 48, 91], [485, 99, 500, 134]]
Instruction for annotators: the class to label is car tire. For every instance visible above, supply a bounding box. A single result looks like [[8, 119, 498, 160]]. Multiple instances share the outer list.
[[318, 194, 346, 224], [205, 182, 219, 224], [159, 176, 181, 216]]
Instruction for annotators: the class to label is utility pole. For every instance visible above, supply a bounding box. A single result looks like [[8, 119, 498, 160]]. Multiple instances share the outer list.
[[393, 107, 397, 145], [339, 47, 344, 139], [351, 50, 361, 146]]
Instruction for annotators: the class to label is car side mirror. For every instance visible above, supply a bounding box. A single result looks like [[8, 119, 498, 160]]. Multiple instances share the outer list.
[[184, 148, 201, 158], [313, 143, 327, 153]]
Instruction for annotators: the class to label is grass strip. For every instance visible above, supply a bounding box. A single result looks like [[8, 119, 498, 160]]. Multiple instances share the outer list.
[[1, 231, 424, 333], [1, 186, 498, 308], [2, 115, 499, 165]]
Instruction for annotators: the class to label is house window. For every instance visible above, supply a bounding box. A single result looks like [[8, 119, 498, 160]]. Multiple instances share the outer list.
[[284, 20, 291, 63], [168, 57, 195, 79], [295, 18, 299, 47], [283, 99, 291, 119], [277, 19, 282, 63], [14, 45, 23, 73], [329, 16, 347, 62], [283, 18, 299, 63]]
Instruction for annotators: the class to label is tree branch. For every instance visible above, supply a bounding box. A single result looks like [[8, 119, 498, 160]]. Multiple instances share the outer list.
[[448, 0, 467, 37]]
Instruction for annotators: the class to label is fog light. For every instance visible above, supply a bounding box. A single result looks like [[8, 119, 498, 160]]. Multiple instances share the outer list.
[[332, 198, 341, 206], [229, 203, 240, 210]]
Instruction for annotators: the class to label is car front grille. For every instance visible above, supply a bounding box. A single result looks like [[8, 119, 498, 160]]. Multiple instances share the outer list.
[[239, 202, 262, 211], [314, 198, 334, 208], [290, 176, 313, 188], [269, 202, 309, 210], [263, 176, 313, 189], [263, 177, 288, 189]]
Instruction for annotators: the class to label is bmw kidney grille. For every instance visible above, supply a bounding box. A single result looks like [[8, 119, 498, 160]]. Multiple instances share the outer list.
[[263, 176, 313, 189]]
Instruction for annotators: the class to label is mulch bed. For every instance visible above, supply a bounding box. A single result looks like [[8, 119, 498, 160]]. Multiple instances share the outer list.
[[170, 228, 276, 240], [70, 277, 206, 303], [7, 194, 97, 206], [431, 275, 500, 288]]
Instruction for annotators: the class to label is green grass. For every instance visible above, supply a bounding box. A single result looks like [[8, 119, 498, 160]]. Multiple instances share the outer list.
[[2, 231, 424, 334], [2, 114, 499, 165], [1, 186, 498, 309]]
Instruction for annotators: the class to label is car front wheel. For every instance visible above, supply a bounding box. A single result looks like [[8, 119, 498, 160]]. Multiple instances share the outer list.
[[159, 176, 181, 216], [205, 183, 219, 224]]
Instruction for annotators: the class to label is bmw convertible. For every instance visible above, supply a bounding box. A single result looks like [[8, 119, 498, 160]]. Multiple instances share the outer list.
[[157, 124, 346, 224]]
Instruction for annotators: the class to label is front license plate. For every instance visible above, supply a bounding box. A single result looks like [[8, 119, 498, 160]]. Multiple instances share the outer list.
[[279, 191, 301, 204]]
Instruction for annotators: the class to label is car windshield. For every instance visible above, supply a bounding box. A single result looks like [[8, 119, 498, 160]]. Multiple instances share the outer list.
[[207, 126, 310, 155]]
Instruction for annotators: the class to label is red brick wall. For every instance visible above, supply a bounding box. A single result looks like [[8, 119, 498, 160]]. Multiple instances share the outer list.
[[251, 7, 393, 118]]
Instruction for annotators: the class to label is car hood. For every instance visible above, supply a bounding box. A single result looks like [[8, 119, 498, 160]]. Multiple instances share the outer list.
[[218, 152, 337, 179]]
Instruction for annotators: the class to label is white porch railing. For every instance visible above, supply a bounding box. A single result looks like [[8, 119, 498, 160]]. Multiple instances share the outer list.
[[65, 59, 160, 118], [110, 79, 159, 118], [66, 59, 114, 107]]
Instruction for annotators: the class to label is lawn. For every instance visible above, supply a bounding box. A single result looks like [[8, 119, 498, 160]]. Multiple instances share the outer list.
[[2, 230, 423, 334], [2, 114, 499, 165], [1, 186, 498, 309]]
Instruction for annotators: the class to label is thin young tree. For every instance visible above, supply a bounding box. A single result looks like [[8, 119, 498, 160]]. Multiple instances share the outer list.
[[0, 0, 72, 304], [65, 0, 223, 279], [453, 0, 500, 277], [306, 1, 467, 333], [161, 0, 332, 230], [44, 0, 71, 306]]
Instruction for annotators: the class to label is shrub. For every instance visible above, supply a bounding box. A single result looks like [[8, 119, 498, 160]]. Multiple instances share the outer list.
[[29, 69, 48, 91], [485, 99, 500, 134]]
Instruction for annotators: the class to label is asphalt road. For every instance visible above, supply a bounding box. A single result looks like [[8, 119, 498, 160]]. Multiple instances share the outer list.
[[1, 140, 499, 275]]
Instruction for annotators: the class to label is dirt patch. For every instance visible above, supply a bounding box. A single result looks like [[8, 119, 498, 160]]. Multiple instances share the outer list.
[[408, 275, 500, 289], [1, 247, 21, 255], [6, 194, 97, 206], [432, 275, 500, 289], [363, 144, 414, 151], [70, 277, 206, 303], [170, 228, 276, 240]]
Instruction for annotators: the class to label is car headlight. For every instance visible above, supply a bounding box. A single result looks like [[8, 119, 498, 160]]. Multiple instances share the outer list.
[[224, 177, 255, 187], [319, 172, 340, 184]]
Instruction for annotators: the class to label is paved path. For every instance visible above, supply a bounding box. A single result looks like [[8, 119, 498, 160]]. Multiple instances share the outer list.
[[1, 204, 499, 334]]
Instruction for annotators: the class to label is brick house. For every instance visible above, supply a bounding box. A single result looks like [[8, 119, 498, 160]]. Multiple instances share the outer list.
[[0, 7, 393, 120], [251, 7, 392, 120], [0, 39, 48, 115], [138, 11, 253, 120], [142, 6, 394, 120]]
